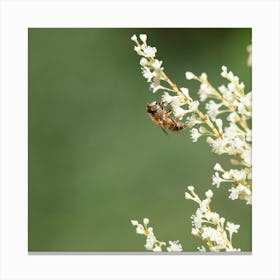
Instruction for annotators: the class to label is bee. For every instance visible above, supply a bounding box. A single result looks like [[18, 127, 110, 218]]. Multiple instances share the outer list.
[[146, 101, 186, 134]]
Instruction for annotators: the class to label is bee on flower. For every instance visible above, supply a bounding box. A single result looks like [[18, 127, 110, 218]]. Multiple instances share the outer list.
[[130, 33, 251, 252]]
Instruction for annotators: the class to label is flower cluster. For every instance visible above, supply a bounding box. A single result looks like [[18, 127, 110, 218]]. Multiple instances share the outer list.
[[186, 67, 251, 152], [130, 34, 251, 252], [131, 34, 251, 205], [189, 67, 253, 204], [185, 186, 240, 252], [186, 67, 252, 176], [212, 163, 252, 204], [131, 34, 164, 93], [131, 218, 183, 252]]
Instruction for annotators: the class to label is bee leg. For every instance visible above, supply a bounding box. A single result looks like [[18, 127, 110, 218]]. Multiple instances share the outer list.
[[159, 101, 172, 113], [160, 127, 169, 135], [159, 101, 173, 116], [167, 109, 172, 115]]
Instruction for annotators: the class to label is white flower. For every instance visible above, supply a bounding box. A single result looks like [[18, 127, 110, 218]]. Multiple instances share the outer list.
[[152, 245, 162, 252], [228, 184, 251, 202], [199, 199, 209, 212], [218, 84, 227, 94], [228, 82, 236, 92], [215, 119, 223, 134], [180, 87, 192, 101], [226, 222, 240, 235], [167, 240, 183, 252], [246, 196, 252, 205], [186, 114, 202, 128], [131, 220, 139, 226], [150, 77, 162, 93], [236, 102, 246, 115], [210, 138, 226, 154], [229, 169, 246, 182], [220, 67, 246, 100], [197, 246, 206, 252], [229, 187, 239, 200], [205, 190, 213, 198], [212, 172, 224, 188], [192, 228, 200, 236], [235, 95, 251, 116], [214, 163, 224, 172], [222, 170, 231, 180], [242, 149, 251, 165], [152, 59, 163, 70], [221, 88, 234, 102], [226, 222, 240, 243], [143, 46, 157, 58], [145, 234, 156, 250], [200, 73, 207, 81], [185, 192, 193, 200], [206, 136, 214, 143], [142, 66, 154, 82], [136, 224, 145, 235], [198, 83, 213, 101], [185, 71, 195, 80], [192, 215, 202, 229], [162, 92, 185, 107], [139, 34, 147, 45], [173, 106, 188, 120], [205, 212, 220, 223], [131, 34, 137, 42], [227, 71, 234, 80], [221, 66, 228, 78], [207, 229, 225, 245], [146, 226, 153, 235], [238, 184, 251, 195], [190, 128, 201, 142], [227, 112, 238, 123], [143, 218, 150, 225], [206, 100, 222, 121], [201, 227, 215, 240], [161, 92, 173, 104], [188, 186, 194, 192], [219, 217, 225, 228], [140, 57, 148, 66], [188, 100, 199, 112], [134, 45, 142, 56]]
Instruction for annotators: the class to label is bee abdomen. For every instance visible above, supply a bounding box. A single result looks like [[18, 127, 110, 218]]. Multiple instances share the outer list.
[[170, 122, 186, 131]]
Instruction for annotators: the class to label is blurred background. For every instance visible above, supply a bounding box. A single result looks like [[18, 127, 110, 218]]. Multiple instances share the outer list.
[[28, 28, 252, 252]]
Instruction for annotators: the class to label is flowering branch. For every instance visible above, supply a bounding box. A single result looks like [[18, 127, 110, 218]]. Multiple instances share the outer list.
[[131, 218, 183, 252], [185, 186, 240, 252], [130, 33, 251, 251], [186, 69, 250, 132], [131, 34, 221, 139]]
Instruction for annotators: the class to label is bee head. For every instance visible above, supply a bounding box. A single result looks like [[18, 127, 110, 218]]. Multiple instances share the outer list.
[[146, 101, 160, 114]]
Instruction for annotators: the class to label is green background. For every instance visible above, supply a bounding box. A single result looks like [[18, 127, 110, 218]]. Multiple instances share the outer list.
[[28, 28, 252, 252]]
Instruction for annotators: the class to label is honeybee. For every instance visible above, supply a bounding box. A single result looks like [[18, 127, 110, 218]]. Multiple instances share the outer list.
[[146, 101, 186, 134]]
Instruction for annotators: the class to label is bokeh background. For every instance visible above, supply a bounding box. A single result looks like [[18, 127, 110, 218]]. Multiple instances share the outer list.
[[28, 28, 252, 252]]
